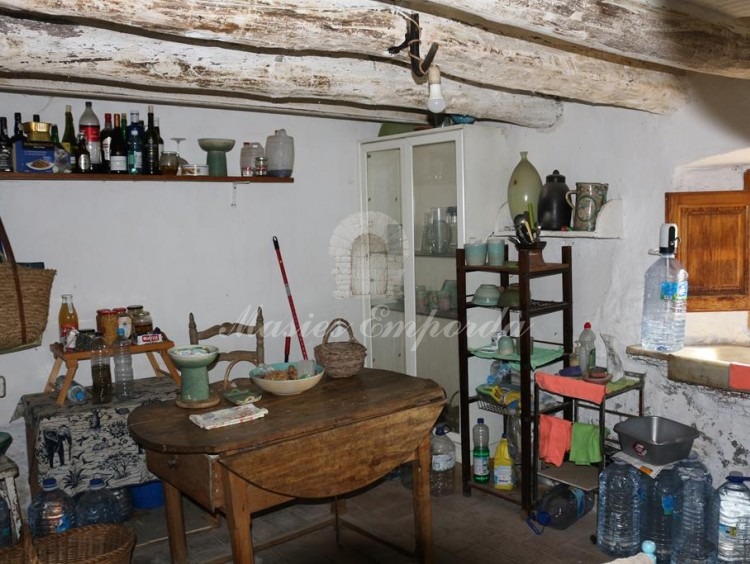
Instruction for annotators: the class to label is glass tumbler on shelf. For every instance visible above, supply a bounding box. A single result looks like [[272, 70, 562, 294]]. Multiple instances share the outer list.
[[430, 207, 452, 255]]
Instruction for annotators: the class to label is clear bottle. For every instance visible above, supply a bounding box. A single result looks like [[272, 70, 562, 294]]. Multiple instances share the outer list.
[[672, 468, 716, 563], [472, 417, 490, 484], [110, 487, 132, 523], [240, 141, 264, 177], [493, 433, 514, 490], [0, 495, 11, 546], [535, 483, 594, 530], [90, 332, 112, 404], [506, 408, 522, 483], [597, 459, 641, 557], [54, 375, 87, 404], [578, 322, 597, 377], [76, 475, 118, 526], [143, 105, 160, 175], [28, 477, 76, 538], [265, 129, 294, 177], [711, 471, 750, 563], [58, 294, 79, 345], [79, 101, 102, 171], [430, 424, 455, 496], [113, 327, 135, 401], [640, 467, 681, 563], [127, 128, 142, 175], [0, 116, 12, 172], [641, 223, 688, 352], [675, 451, 712, 485]]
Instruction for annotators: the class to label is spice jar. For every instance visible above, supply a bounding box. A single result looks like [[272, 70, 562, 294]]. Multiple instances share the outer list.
[[100, 310, 120, 345], [254, 156, 268, 176], [96, 309, 111, 334], [132, 309, 154, 338]]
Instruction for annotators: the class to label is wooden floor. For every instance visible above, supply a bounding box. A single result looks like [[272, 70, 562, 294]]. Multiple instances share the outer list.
[[130, 468, 612, 564]]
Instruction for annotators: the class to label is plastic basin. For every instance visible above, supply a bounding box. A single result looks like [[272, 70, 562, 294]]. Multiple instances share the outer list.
[[614, 416, 699, 466]]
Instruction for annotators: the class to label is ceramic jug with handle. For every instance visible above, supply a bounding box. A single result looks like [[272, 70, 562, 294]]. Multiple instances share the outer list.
[[565, 182, 608, 231]]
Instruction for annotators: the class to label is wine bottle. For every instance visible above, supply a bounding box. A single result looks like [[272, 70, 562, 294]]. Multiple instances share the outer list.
[[10, 112, 24, 143], [143, 105, 160, 175], [109, 113, 127, 174], [50, 124, 71, 173], [61, 105, 76, 166], [99, 112, 113, 173], [154, 117, 164, 162], [79, 101, 102, 172], [0, 117, 12, 172]]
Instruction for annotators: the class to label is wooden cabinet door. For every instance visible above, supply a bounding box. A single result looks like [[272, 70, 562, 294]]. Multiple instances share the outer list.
[[665, 174, 750, 312]]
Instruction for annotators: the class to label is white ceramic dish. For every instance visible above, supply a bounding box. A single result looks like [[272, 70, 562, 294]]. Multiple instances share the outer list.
[[181, 164, 209, 176], [249, 362, 325, 396]]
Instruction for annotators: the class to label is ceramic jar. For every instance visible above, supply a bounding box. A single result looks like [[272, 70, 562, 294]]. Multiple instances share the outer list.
[[507, 152, 542, 220], [538, 169, 572, 230], [265, 129, 294, 177], [473, 284, 501, 306]]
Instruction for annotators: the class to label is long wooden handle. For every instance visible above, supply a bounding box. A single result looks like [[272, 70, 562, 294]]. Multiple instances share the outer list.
[[0, 216, 27, 342]]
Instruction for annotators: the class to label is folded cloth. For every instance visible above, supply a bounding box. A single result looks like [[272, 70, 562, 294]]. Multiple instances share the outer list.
[[536, 372, 606, 404], [569, 422, 601, 465], [606, 377, 640, 394], [539, 414, 572, 467]]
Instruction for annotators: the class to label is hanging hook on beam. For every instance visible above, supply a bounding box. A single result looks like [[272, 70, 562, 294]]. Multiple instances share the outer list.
[[387, 13, 439, 78]]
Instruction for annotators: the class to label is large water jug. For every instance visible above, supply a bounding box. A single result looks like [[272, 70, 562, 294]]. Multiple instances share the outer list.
[[28, 477, 76, 537], [711, 471, 750, 563], [430, 424, 455, 496], [640, 467, 681, 563], [597, 459, 641, 557], [76, 476, 118, 526], [535, 483, 594, 530], [672, 468, 717, 563], [676, 452, 712, 486], [265, 129, 294, 177]]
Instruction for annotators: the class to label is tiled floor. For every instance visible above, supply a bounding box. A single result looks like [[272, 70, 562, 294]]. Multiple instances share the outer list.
[[131, 471, 611, 564]]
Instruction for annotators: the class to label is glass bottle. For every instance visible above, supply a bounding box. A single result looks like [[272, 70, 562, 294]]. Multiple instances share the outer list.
[[0, 117, 12, 172], [159, 151, 178, 175], [507, 151, 542, 221], [99, 112, 113, 172], [79, 101, 102, 171], [127, 129, 142, 175], [154, 117, 164, 162], [58, 294, 79, 346], [109, 113, 128, 174], [143, 105, 160, 175], [61, 104, 76, 158], [74, 133, 91, 173], [90, 332, 112, 404], [51, 124, 71, 174], [10, 112, 24, 144]]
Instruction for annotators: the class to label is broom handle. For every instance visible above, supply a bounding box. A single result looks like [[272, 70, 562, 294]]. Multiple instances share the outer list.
[[272, 236, 308, 360]]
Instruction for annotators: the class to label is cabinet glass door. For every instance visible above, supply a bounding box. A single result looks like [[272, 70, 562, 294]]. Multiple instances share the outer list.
[[362, 146, 407, 374]]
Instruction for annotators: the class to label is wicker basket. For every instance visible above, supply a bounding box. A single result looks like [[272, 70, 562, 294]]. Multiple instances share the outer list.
[[0, 523, 136, 564], [314, 318, 367, 378]]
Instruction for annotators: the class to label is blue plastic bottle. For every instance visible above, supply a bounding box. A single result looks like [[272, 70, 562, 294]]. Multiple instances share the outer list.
[[711, 471, 750, 563], [672, 468, 717, 563], [28, 477, 76, 537], [76, 476, 118, 526], [597, 459, 641, 557], [640, 467, 681, 563]]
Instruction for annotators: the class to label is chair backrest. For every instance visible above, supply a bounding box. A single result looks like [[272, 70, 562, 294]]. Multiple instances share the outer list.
[[188, 307, 264, 384]]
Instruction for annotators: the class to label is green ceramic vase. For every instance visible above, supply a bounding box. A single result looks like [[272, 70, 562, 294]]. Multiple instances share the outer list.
[[507, 151, 543, 220]]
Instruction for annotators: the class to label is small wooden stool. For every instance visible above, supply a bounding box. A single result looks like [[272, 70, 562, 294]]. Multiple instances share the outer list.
[[0, 455, 22, 543]]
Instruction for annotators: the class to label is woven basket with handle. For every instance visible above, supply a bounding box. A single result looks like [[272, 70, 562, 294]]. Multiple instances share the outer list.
[[0, 523, 136, 564], [314, 318, 367, 378]]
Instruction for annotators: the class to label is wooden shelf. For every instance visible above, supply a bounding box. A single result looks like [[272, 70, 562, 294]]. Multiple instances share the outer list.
[[0, 173, 293, 183], [538, 462, 599, 491]]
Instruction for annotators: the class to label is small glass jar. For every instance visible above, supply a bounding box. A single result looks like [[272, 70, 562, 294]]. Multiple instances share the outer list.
[[159, 151, 179, 175], [96, 308, 111, 334], [254, 156, 268, 177], [133, 309, 154, 338], [100, 310, 120, 345]]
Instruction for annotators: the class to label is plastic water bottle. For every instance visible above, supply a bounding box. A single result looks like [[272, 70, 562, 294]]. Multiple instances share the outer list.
[[430, 424, 455, 496], [493, 433, 514, 490], [28, 477, 76, 537], [672, 468, 717, 563], [76, 476, 118, 526], [597, 459, 641, 557], [0, 496, 11, 546], [535, 483, 594, 530], [110, 487, 133, 523], [578, 322, 597, 377], [641, 223, 688, 352], [472, 418, 490, 484], [640, 467, 681, 563], [113, 327, 135, 400], [675, 451, 712, 485], [711, 471, 750, 563], [54, 375, 87, 404]]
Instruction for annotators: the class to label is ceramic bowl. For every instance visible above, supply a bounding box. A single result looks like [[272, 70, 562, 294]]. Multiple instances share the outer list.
[[167, 344, 219, 369], [181, 164, 209, 176], [472, 284, 501, 306], [198, 138, 236, 152], [250, 362, 325, 396]]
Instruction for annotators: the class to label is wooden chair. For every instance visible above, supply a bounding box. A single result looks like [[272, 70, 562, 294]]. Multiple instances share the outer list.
[[188, 307, 264, 387]]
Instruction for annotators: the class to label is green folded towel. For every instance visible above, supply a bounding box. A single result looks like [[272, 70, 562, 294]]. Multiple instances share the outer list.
[[569, 422, 602, 465]]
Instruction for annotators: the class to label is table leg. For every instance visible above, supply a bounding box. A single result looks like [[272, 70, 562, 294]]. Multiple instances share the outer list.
[[44, 358, 63, 392], [54, 361, 79, 406], [411, 433, 433, 564], [222, 467, 253, 563], [163, 481, 188, 564]]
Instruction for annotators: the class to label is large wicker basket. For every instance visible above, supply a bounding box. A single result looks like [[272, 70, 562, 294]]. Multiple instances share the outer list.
[[0, 523, 136, 564], [314, 318, 367, 378]]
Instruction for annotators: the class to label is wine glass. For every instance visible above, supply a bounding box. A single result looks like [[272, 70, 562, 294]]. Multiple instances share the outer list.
[[170, 137, 186, 174]]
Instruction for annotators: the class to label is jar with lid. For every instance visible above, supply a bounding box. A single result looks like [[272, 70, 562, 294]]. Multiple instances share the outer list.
[[254, 156, 268, 177], [99, 310, 120, 346], [132, 308, 153, 338]]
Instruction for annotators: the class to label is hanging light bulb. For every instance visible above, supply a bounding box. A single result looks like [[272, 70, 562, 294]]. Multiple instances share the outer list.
[[427, 65, 446, 114]]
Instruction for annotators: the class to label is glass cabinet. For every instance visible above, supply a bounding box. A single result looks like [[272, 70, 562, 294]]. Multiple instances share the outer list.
[[358, 125, 509, 405]]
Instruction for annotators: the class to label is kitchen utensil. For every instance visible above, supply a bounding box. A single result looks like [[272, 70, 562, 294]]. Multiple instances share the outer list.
[[272, 236, 308, 359]]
